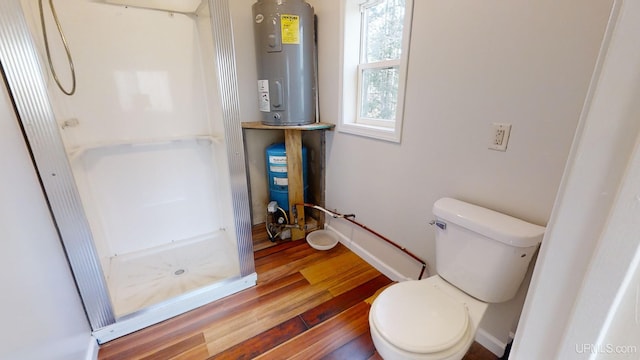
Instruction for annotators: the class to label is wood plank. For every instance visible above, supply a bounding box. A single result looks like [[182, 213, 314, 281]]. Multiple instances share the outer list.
[[210, 274, 391, 359], [300, 274, 392, 328], [100, 332, 205, 360], [205, 243, 374, 355], [321, 332, 376, 360], [463, 342, 500, 360], [98, 311, 217, 360], [254, 241, 317, 270], [229, 272, 307, 306], [99, 274, 307, 360], [140, 334, 205, 360], [301, 251, 382, 296], [203, 281, 332, 355], [169, 344, 210, 360], [254, 301, 372, 360], [300, 251, 363, 284], [256, 243, 351, 285], [284, 128, 305, 240], [254, 238, 305, 259], [327, 267, 381, 297], [209, 316, 308, 360]]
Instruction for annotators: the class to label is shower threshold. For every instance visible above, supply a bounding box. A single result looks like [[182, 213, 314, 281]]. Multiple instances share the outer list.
[[93, 272, 256, 343]]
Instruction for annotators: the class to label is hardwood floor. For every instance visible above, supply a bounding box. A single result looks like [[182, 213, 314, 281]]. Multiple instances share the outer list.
[[98, 227, 500, 360]]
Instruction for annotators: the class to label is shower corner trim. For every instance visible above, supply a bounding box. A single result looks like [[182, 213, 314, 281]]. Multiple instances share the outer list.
[[209, 0, 256, 277]]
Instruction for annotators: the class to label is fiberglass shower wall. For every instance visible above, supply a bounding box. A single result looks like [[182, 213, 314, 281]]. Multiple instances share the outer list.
[[19, 0, 243, 318]]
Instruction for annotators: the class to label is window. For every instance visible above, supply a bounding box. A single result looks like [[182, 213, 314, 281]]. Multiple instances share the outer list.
[[339, 0, 413, 142]]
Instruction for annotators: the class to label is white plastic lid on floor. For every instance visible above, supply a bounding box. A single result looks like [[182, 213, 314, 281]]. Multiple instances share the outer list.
[[370, 280, 469, 354]]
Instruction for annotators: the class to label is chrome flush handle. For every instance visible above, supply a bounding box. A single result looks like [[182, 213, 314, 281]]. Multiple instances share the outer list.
[[429, 220, 447, 230]]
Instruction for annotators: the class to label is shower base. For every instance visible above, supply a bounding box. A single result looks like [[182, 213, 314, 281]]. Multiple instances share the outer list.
[[107, 232, 240, 317]]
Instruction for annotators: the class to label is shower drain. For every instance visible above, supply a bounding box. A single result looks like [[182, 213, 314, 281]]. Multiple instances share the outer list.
[[174, 268, 186, 276]]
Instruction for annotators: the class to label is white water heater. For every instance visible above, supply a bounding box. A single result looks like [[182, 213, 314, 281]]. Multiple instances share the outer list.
[[252, 0, 316, 126]]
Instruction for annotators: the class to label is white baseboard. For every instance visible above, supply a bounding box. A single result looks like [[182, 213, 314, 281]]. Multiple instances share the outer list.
[[86, 336, 99, 360], [476, 328, 507, 358], [325, 224, 411, 282]]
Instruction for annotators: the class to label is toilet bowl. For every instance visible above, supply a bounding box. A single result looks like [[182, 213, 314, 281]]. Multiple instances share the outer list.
[[368, 198, 545, 360], [369, 276, 488, 360]]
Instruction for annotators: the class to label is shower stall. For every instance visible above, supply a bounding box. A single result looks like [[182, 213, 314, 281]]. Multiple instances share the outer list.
[[0, 0, 256, 343]]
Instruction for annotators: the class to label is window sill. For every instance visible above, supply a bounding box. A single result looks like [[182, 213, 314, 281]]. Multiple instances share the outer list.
[[337, 122, 401, 143]]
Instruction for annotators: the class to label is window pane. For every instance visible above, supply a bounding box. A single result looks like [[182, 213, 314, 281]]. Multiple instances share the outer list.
[[360, 66, 399, 121], [363, 0, 406, 63]]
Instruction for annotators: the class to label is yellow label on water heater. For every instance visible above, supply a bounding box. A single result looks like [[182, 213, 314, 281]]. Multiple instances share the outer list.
[[280, 14, 300, 44]]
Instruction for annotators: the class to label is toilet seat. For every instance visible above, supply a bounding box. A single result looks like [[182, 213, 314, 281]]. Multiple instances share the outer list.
[[370, 280, 469, 354]]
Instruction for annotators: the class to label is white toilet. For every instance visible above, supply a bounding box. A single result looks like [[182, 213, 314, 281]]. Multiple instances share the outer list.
[[369, 198, 545, 360]]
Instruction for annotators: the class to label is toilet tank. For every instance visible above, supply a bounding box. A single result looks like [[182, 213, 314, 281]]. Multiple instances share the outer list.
[[432, 198, 545, 303]]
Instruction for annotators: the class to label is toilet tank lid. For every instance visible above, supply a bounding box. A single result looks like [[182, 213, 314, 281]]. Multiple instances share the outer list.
[[433, 198, 545, 248]]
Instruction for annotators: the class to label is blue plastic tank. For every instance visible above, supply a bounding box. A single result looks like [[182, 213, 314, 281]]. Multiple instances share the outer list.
[[266, 143, 308, 211]]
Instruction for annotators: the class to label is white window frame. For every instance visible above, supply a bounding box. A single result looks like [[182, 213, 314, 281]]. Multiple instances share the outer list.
[[338, 0, 413, 143]]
